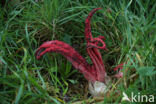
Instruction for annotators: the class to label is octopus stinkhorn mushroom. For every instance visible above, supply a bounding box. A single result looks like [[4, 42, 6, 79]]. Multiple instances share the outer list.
[[35, 8, 123, 97]]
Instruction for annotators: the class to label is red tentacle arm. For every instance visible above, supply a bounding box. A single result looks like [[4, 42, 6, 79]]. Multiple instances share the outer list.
[[85, 8, 108, 82], [113, 63, 124, 78], [85, 8, 102, 43], [35, 40, 97, 82]]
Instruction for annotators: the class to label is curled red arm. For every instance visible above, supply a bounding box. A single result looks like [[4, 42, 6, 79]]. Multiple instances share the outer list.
[[35, 40, 97, 82], [85, 8, 108, 82]]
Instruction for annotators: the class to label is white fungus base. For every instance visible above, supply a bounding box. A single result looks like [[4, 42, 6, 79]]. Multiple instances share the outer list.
[[89, 76, 111, 97]]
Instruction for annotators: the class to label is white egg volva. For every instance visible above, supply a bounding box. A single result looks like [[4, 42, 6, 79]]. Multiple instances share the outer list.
[[89, 75, 111, 96]]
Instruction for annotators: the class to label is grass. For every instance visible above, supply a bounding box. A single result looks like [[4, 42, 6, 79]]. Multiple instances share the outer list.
[[0, 0, 156, 103]]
